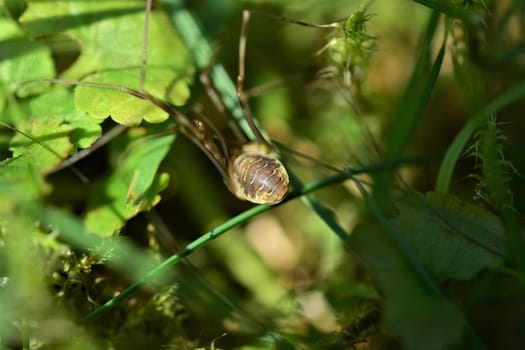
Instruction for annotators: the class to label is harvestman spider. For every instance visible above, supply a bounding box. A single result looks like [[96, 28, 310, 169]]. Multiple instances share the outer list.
[[26, 2, 291, 205]]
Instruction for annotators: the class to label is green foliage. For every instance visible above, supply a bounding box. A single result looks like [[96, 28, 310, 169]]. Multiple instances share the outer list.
[[1, 0, 525, 349], [0, 17, 55, 101], [471, 117, 513, 213], [319, 1, 376, 93], [84, 128, 175, 236], [351, 217, 465, 350], [367, 192, 505, 281]]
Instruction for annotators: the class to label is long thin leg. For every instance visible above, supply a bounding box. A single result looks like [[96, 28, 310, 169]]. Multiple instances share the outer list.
[[199, 52, 248, 145], [25, 78, 231, 182], [236, 10, 269, 146], [200, 61, 226, 114], [193, 107, 230, 162], [140, 0, 229, 177]]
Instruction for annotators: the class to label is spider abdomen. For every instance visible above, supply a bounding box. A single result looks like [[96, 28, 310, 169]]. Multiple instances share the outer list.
[[228, 144, 289, 205]]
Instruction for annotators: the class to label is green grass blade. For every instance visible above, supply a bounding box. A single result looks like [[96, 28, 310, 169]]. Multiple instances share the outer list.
[[162, 0, 351, 245], [435, 80, 525, 192], [80, 202, 270, 323], [373, 11, 445, 207], [78, 156, 425, 322]]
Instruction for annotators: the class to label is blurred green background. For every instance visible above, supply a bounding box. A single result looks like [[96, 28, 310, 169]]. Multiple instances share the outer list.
[[1, 0, 525, 349]]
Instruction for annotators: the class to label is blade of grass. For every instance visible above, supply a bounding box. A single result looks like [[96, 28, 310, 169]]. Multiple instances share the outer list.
[[434, 80, 525, 280], [435, 80, 525, 192], [79, 156, 428, 322], [373, 11, 446, 208], [162, 0, 352, 245]]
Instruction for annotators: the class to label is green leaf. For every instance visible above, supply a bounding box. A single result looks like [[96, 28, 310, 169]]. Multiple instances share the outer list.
[[29, 89, 102, 149], [5, 90, 102, 182], [20, 0, 193, 125], [412, 0, 486, 23], [0, 156, 46, 200], [350, 222, 464, 350], [349, 191, 505, 349], [84, 130, 176, 236], [392, 192, 506, 281], [8, 118, 73, 171], [0, 17, 55, 106], [75, 67, 190, 126], [1, 117, 73, 197]]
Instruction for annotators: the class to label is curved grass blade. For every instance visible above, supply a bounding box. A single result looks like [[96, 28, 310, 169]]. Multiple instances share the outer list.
[[435, 80, 525, 192], [79, 156, 422, 322], [372, 11, 446, 209], [162, 0, 351, 245], [435, 81, 525, 280]]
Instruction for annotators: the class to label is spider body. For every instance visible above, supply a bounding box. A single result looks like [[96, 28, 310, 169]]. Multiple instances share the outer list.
[[228, 143, 289, 205]]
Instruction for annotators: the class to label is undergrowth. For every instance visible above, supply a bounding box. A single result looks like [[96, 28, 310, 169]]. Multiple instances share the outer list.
[[1, 0, 525, 349]]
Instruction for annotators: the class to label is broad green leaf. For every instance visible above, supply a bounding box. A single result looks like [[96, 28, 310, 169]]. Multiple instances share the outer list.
[[349, 191, 506, 349], [6, 90, 101, 177], [0, 17, 55, 106], [20, 0, 193, 126], [84, 130, 175, 236], [1, 90, 101, 201], [0, 156, 47, 199], [392, 192, 506, 281], [350, 222, 464, 350]]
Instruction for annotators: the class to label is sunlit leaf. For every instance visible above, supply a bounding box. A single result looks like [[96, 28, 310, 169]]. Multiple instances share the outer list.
[[76, 67, 190, 126], [0, 18, 55, 106], [84, 130, 175, 236], [19, 0, 193, 126], [29, 89, 102, 149], [8, 118, 73, 168], [1, 118, 73, 197], [19, 1, 145, 78]]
